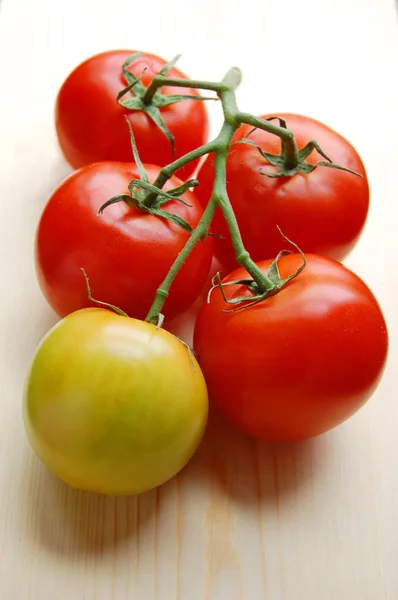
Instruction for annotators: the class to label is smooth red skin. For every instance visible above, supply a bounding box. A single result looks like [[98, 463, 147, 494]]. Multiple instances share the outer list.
[[55, 50, 209, 180], [35, 162, 213, 321], [193, 254, 388, 442], [196, 113, 369, 273]]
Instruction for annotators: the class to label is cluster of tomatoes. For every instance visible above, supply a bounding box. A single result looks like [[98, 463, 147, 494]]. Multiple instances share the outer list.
[[23, 49, 388, 496]]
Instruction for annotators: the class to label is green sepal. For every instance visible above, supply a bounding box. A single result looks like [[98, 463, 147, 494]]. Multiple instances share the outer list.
[[117, 96, 145, 110], [145, 103, 176, 157], [119, 52, 147, 96], [166, 179, 198, 198], [208, 227, 307, 312], [97, 194, 135, 216], [116, 52, 214, 158], [258, 140, 362, 178], [124, 117, 148, 184], [81, 268, 128, 317], [116, 69, 147, 104], [157, 53, 181, 77], [97, 113, 194, 233], [266, 228, 306, 289], [237, 125, 362, 178], [148, 207, 193, 233], [97, 191, 194, 233], [128, 179, 195, 207], [267, 249, 291, 284]]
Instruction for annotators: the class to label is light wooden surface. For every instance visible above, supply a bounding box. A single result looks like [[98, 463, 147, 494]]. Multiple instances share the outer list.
[[1, 0, 398, 598]]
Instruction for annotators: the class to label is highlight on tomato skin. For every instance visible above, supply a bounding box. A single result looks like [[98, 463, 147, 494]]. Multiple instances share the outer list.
[[23, 308, 209, 496], [55, 49, 210, 181], [34, 161, 214, 322], [196, 113, 370, 272], [193, 253, 389, 443]]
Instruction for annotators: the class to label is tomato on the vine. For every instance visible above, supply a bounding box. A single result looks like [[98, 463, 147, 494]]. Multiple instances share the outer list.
[[23, 308, 208, 495], [193, 254, 388, 442], [35, 161, 213, 321], [55, 50, 209, 180], [196, 113, 369, 272]]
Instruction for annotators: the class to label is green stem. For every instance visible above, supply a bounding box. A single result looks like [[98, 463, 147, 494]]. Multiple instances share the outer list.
[[142, 140, 218, 207], [237, 112, 299, 169], [145, 73, 283, 321], [144, 67, 244, 207], [144, 75, 226, 105], [211, 127, 274, 293], [145, 198, 217, 323], [136, 61, 358, 323]]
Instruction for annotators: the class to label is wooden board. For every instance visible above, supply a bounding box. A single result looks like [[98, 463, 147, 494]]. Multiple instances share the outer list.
[[1, 0, 397, 597]]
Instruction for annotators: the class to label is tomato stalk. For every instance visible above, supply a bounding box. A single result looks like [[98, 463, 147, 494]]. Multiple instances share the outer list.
[[118, 60, 359, 324], [144, 67, 292, 323], [139, 140, 218, 208], [117, 52, 215, 158]]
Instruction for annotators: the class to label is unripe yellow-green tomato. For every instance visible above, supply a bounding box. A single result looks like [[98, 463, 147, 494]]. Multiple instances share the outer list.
[[23, 308, 208, 495]]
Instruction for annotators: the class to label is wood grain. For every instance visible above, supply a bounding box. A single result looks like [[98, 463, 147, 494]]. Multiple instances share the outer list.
[[1, 0, 398, 598]]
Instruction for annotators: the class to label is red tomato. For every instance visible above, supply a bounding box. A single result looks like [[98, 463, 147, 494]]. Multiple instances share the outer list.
[[193, 254, 388, 442], [35, 162, 213, 321], [55, 50, 209, 180], [196, 113, 369, 272]]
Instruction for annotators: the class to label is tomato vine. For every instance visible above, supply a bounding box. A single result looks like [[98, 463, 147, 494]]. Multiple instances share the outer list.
[[110, 63, 360, 324]]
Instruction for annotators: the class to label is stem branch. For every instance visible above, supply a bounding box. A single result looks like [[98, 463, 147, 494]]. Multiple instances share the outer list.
[[143, 140, 218, 207], [144, 75, 226, 104], [237, 112, 299, 169], [145, 199, 217, 322], [211, 133, 274, 293]]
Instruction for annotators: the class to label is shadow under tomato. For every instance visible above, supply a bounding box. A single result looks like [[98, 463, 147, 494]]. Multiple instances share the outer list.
[[21, 412, 333, 560], [21, 451, 175, 557], [181, 408, 332, 508]]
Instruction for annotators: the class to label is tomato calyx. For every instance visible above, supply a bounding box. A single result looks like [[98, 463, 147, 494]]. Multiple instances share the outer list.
[[117, 52, 215, 157], [98, 119, 195, 233], [208, 228, 306, 312], [98, 188, 195, 233], [238, 117, 362, 179]]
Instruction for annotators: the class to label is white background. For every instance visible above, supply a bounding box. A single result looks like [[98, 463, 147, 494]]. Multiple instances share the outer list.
[[1, 0, 398, 598]]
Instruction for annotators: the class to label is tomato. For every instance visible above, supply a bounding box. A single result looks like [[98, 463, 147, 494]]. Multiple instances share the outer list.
[[35, 161, 213, 321], [196, 113, 369, 272], [55, 50, 209, 180], [193, 254, 388, 442], [23, 308, 208, 495]]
